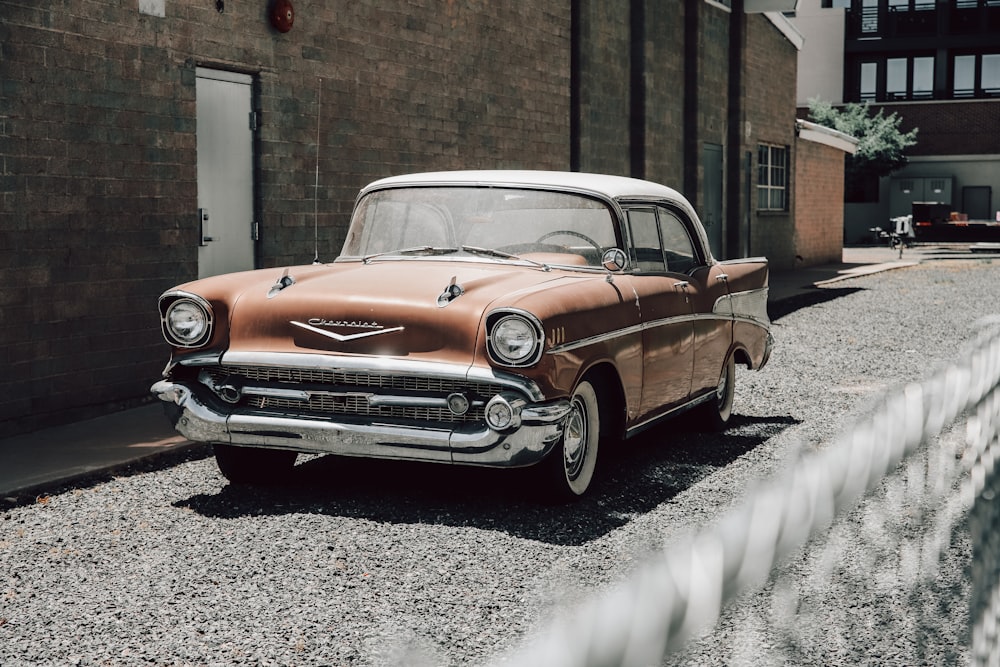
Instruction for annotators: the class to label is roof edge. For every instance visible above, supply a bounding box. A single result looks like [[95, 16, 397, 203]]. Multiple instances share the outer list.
[[796, 119, 859, 154], [763, 12, 805, 50]]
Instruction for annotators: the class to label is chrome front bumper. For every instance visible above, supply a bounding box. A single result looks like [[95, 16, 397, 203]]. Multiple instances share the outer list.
[[151, 379, 570, 467]]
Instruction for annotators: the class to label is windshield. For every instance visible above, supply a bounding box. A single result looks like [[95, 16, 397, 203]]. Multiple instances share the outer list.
[[340, 186, 620, 268]]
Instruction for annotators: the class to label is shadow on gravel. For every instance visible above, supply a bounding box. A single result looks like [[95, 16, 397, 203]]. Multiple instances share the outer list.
[[769, 286, 864, 322], [175, 413, 801, 546]]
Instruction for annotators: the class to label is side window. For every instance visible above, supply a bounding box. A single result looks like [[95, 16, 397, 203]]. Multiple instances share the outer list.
[[626, 208, 665, 273], [657, 208, 697, 274]]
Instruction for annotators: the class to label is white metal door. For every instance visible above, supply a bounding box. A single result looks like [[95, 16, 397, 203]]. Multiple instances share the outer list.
[[196, 68, 255, 278]]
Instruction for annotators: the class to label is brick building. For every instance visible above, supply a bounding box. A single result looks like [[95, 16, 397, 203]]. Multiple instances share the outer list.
[[795, 119, 859, 265], [790, 0, 1000, 242], [0, 1, 800, 436]]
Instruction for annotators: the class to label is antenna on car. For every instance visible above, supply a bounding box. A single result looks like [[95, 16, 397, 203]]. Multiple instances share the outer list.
[[312, 78, 322, 265]]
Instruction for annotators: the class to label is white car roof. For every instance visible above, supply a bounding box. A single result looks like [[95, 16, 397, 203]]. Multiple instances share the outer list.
[[360, 170, 687, 203]]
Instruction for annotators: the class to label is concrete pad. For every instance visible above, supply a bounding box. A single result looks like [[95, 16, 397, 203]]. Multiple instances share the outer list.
[[0, 404, 192, 498]]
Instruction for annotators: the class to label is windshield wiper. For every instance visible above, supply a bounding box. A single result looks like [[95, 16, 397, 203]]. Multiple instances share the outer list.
[[460, 245, 549, 270], [362, 246, 459, 263], [362, 245, 549, 270]]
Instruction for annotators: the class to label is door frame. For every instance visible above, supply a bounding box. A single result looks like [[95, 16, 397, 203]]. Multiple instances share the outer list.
[[194, 66, 260, 278]]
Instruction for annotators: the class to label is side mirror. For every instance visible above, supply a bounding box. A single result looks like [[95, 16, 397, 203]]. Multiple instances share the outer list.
[[601, 248, 628, 272]]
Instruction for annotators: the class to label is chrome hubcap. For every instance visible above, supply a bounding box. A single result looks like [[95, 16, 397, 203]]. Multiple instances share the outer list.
[[563, 396, 587, 481], [716, 364, 729, 406]]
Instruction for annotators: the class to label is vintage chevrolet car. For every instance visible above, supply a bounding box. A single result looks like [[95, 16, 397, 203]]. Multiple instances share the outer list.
[[152, 171, 772, 499]]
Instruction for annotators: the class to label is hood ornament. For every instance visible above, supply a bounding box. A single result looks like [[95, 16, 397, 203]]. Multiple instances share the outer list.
[[437, 276, 464, 308], [267, 269, 296, 299]]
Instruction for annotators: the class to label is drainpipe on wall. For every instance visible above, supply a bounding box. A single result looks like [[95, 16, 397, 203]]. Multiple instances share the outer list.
[[727, 0, 746, 260], [630, 0, 646, 179], [683, 0, 699, 203], [570, 0, 581, 172]]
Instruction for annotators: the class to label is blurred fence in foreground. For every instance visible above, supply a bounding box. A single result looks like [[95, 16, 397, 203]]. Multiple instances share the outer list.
[[492, 318, 1000, 667]]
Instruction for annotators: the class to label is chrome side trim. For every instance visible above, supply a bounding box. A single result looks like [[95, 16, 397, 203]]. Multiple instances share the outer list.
[[714, 287, 770, 329], [625, 391, 716, 438], [546, 313, 734, 355], [547, 323, 645, 354]]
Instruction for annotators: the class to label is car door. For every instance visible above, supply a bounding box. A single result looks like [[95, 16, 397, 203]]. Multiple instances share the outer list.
[[624, 207, 695, 421], [656, 206, 734, 395]]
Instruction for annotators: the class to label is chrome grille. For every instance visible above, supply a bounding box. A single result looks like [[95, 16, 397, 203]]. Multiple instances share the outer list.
[[214, 365, 499, 395], [204, 365, 498, 423], [249, 396, 483, 423]]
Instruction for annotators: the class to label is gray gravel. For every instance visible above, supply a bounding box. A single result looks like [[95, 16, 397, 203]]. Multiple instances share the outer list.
[[2, 254, 998, 666]]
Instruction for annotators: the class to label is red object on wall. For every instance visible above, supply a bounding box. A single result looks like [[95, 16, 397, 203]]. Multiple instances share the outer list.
[[270, 0, 294, 33]]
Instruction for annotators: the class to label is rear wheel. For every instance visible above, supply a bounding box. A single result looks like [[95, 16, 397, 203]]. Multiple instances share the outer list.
[[699, 354, 736, 430], [541, 380, 601, 500], [213, 444, 297, 484]]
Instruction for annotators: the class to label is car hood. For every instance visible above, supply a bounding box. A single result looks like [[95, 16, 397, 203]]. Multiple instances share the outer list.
[[221, 260, 585, 364]]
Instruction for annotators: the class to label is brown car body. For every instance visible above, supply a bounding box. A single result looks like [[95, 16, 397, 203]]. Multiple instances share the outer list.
[[153, 171, 772, 498]]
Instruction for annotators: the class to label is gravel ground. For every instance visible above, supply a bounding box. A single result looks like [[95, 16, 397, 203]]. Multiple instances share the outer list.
[[2, 255, 999, 666]]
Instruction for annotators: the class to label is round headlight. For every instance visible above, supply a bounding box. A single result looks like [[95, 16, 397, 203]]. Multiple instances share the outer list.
[[488, 312, 542, 366], [163, 297, 212, 347]]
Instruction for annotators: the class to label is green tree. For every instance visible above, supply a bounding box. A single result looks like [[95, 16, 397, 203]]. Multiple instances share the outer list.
[[807, 98, 918, 201]]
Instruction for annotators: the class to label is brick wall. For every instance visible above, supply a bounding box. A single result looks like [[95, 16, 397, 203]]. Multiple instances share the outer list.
[[743, 17, 799, 269], [576, 1, 631, 176], [1, 2, 198, 433], [577, 0, 686, 188], [795, 139, 847, 266], [0, 0, 572, 436], [881, 101, 1000, 157], [643, 3, 686, 189], [0, 1, 801, 436], [699, 6, 731, 153]]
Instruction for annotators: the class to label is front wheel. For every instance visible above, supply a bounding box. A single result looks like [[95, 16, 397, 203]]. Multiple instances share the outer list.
[[540, 380, 601, 501], [213, 444, 297, 485]]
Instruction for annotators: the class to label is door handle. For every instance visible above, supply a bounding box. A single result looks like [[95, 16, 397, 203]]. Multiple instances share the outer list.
[[673, 281, 689, 289], [199, 208, 215, 245]]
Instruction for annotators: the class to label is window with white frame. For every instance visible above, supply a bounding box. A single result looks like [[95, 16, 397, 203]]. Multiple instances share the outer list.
[[757, 144, 788, 211]]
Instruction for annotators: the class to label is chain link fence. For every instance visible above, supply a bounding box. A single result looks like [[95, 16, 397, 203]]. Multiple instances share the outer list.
[[491, 317, 1000, 667]]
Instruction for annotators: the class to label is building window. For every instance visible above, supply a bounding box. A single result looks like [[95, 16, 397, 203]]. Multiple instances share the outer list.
[[850, 55, 935, 102], [757, 145, 788, 211], [954, 54, 977, 97], [953, 53, 1000, 98], [913, 56, 935, 98], [886, 58, 908, 99], [987, 54, 1000, 95], [860, 61, 878, 101]]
